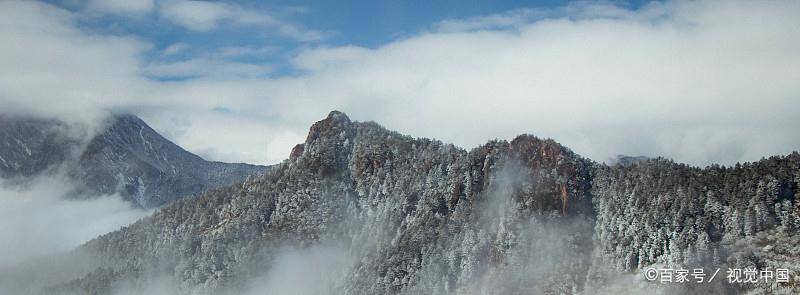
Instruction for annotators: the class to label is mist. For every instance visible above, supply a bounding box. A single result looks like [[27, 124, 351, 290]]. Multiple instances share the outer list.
[[0, 174, 151, 270], [241, 244, 353, 295]]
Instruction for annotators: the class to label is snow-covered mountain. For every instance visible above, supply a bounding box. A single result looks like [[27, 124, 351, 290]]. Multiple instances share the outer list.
[[0, 114, 269, 208], [0, 115, 81, 178], [4, 111, 799, 294]]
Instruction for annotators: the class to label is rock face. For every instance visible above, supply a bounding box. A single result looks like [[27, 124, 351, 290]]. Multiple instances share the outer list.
[[0, 114, 269, 208], [20, 111, 800, 294]]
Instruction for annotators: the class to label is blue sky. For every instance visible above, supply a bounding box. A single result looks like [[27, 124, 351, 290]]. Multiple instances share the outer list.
[[2, 0, 799, 166], [46, 0, 650, 77]]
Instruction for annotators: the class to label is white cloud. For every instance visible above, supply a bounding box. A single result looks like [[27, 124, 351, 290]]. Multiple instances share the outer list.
[[242, 245, 353, 295], [158, 0, 326, 41], [291, 45, 371, 71], [272, 0, 800, 166], [86, 0, 154, 15], [159, 0, 235, 32], [433, 8, 548, 33], [0, 0, 153, 124], [218, 45, 279, 58], [1, 0, 799, 166], [431, 3, 641, 33], [145, 57, 272, 79], [141, 109, 303, 165], [163, 42, 189, 55], [0, 175, 150, 269]]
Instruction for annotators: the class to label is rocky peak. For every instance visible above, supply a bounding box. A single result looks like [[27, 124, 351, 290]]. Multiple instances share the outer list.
[[326, 110, 351, 123], [607, 154, 650, 166], [509, 134, 576, 165], [304, 110, 353, 143], [293, 111, 357, 176]]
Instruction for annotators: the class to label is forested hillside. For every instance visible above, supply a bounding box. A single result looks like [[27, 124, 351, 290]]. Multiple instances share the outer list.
[[591, 155, 800, 293], [8, 111, 796, 294]]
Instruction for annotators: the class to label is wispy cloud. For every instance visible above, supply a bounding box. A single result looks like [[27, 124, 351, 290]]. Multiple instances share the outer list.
[[0, 175, 150, 269], [158, 0, 327, 41], [86, 0, 154, 15], [162, 42, 189, 56], [145, 57, 272, 79], [218, 45, 279, 58], [158, 0, 240, 32]]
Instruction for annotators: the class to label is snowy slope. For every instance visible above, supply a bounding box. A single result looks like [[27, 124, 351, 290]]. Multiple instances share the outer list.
[[0, 114, 270, 208]]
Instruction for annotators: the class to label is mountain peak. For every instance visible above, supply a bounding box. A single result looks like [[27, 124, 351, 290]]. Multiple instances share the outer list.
[[294, 110, 358, 175], [109, 113, 145, 125], [0, 113, 269, 208], [305, 110, 354, 144], [326, 110, 350, 122], [79, 113, 271, 207]]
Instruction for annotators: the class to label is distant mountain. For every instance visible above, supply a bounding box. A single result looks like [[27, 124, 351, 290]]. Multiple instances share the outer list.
[[0, 114, 269, 208], [6, 111, 799, 294]]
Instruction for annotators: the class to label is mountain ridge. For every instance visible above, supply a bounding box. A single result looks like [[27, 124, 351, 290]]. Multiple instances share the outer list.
[[0, 113, 270, 208], [54, 111, 600, 294], [5, 111, 798, 294]]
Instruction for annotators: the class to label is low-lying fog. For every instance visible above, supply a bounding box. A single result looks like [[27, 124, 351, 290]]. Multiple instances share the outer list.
[[0, 174, 150, 269]]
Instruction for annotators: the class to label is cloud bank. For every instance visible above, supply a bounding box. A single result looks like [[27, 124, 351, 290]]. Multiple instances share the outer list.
[[0, 175, 150, 269], [1, 0, 799, 166]]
